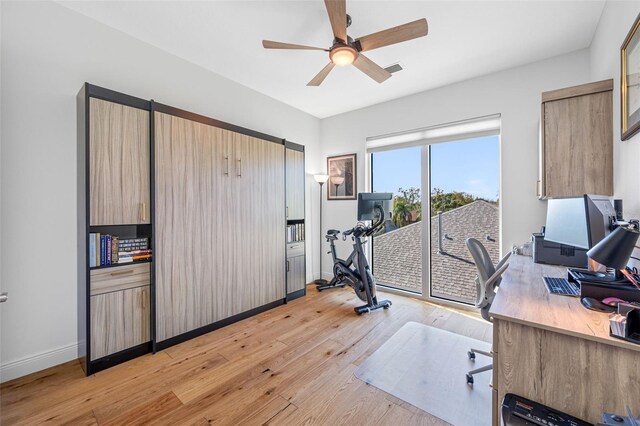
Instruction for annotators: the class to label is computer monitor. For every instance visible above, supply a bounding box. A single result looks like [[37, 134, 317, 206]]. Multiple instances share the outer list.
[[357, 193, 393, 221], [584, 194, 617, 247], [544, 195, 616, 250], [544, 197, 589, 249]]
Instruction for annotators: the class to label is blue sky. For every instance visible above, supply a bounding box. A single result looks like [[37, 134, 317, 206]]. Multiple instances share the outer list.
[[371, 136, 499, 201]]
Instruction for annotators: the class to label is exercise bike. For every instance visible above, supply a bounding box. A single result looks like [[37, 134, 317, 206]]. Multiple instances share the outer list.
[[316, 193, 392, 315]]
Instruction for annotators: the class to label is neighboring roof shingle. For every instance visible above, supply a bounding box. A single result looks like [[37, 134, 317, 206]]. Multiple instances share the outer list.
[[372, 200, 499, 303]]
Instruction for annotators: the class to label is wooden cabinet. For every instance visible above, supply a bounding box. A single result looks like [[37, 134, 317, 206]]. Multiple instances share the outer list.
[[89, 98, 150, 225], [79, 84, 154, 375], [286, 148, 305, 220], [154, 111, 285, 343], [287, 245, 306, 295], [90, 285, 150, 360], [285, 143, 306, 300], [538, 80, 613, 199]]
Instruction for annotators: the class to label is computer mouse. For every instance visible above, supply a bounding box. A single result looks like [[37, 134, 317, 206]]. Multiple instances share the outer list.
[[602, 297, 626, 307], [581, 297, 616, 313]]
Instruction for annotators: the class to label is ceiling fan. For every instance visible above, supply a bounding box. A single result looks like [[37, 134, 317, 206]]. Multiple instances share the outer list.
[[262, 0, 428, 86]]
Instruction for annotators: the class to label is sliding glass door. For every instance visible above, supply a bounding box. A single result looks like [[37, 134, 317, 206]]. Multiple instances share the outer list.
[[371, 134, 499, 305], [370, 146, 423, 294]]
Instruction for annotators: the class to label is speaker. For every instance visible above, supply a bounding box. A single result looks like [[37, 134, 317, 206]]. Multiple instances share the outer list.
[[614, 199, 623, 221]]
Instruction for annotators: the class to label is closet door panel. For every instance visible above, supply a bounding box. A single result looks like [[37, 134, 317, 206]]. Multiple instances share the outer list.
[[246, 137, 286, 307], [286, 149, 305, 221], [90, 98, 150, 225], [155, 112, 221, 341]]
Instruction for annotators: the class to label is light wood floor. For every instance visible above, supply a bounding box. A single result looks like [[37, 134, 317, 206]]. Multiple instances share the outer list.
[[1, 284, 491, 425]]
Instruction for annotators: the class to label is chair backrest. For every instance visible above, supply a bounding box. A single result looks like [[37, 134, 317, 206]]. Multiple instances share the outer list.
[[466, 238, 502, 322]]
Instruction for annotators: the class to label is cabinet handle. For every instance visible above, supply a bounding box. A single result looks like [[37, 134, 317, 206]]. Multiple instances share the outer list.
[[237, 158, 242, 177], [224, 156, 230, 176], [536, 180, 540, 197], [141, 202, 147, 222], [286, 260, 290, 272], [286, 206, 289, 219], [110, 269, 134, 276]]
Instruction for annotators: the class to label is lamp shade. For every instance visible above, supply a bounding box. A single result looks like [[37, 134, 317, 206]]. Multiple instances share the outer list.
[[586, 226, 640, 270], [314, 174, 329, 184]]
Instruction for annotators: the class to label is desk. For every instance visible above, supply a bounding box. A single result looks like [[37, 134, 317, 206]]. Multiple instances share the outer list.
[[489, 254, 640, 425]]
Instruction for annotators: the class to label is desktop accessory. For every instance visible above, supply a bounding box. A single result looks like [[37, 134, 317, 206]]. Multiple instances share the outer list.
[[501, 393, 593, 426], [543, 277, 580, 296], [580, 297, 616, 313]]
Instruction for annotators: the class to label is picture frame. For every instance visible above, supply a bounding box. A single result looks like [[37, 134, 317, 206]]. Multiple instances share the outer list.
[[327, 153, 357, 200], [622, 13, 640, 141]]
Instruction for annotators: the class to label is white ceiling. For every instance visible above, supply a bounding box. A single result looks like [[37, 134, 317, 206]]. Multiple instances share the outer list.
[[60, 1, 606, 118]]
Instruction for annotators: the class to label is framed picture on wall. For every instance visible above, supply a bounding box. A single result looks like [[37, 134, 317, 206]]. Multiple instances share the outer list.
[[622, 13, 640, 141], [327, 153, 357, 200]]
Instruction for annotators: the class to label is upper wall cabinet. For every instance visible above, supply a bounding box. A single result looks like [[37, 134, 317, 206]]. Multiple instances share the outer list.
[[538, 79, 613, 199], [89, 98, 150, 225], [286, 148, 305, 220]]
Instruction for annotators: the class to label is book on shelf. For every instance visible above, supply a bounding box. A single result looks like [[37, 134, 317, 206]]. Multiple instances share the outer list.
[[90, 235, 151, 267], [287, 223, 305, 243]]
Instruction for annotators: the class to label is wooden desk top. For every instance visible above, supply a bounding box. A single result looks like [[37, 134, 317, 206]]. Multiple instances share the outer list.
[[489, 254, 640, 352]]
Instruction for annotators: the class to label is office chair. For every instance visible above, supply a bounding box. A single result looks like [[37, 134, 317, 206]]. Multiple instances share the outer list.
[[465, 238, 511, 385]]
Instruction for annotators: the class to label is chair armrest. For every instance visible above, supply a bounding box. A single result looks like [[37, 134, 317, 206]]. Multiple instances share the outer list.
[[485, 261, 510, 290], [495, 251, 511, 271]]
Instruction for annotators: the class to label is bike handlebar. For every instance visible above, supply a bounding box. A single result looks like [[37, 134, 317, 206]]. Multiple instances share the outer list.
[[344, 206, 386, 239]]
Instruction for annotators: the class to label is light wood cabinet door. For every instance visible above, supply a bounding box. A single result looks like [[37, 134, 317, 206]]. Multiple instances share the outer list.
[[90, 285, 150, 359], [287, 255, 305, 294], [154, 112, 285, 342], [155, 113, 224, 341], [541, 82, 613, 198], [286, 149, 305, 220], [89, 98, 150, 225], [233, 134, 286, 311]]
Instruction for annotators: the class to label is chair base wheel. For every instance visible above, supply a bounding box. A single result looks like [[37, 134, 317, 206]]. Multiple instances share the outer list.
[[468, 351, 476, 360], [466, 374, 474, 385]]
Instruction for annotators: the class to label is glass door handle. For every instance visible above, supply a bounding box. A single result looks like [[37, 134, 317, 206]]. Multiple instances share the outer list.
[[0, 292, 8, 303]]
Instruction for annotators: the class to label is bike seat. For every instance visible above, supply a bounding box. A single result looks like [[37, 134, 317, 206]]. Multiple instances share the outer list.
[[327, 229, 340, 236]]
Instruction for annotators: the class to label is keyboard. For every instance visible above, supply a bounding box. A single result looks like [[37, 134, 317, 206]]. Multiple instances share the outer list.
[[543, 277, 580, 297]]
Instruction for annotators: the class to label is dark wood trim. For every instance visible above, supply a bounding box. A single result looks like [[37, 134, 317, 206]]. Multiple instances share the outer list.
[[150, 101, 157, 353], [153, 102, 284, 145], [155, 299, 286, 351], [285, 140, 305, 152], [88, 342, 152, 375], [286, 288, 306, 302], [85, 83, 150, 111]]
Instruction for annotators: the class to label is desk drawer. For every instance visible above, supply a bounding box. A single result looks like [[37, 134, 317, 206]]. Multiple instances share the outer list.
[[90, 263, 151, 296], [287, 242, 305, 258]]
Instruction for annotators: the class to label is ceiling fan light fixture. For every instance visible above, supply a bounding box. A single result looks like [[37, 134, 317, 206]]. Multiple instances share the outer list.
[[330, 46, 358, 66]]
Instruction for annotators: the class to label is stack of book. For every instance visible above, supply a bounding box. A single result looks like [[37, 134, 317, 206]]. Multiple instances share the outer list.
[[610, 313, 627, 338], [89, 234, 151, 267], [287, 223, 305, 243]]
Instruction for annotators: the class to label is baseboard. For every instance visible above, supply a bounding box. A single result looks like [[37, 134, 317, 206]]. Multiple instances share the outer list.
[[0, 343, 78, 383]]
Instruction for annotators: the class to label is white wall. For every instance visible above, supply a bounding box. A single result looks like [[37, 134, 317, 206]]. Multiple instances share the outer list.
[[318, 49, 592, 279], [590, 1, 640, 218], [0, 1, 320, 381]]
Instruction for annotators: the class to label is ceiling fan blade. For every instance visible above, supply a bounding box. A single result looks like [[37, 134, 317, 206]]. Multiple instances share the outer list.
[[352, 54, 392, 83], [324, 0, 347, 43], [262, 40, 328, 51], [356, 18, 428, 52], [307, 62, 336, 86]]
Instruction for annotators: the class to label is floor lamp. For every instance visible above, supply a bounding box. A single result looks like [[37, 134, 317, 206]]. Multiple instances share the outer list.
[[313, 174, 329, 285]]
